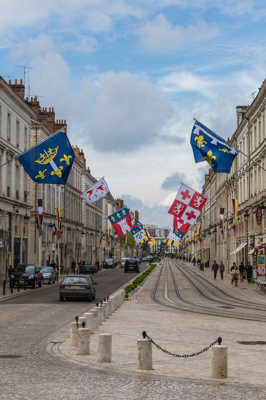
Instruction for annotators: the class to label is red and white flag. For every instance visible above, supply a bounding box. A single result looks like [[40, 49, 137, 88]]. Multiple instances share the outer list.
[[169, 183, 207, 228], [81, 177, 110, 204]]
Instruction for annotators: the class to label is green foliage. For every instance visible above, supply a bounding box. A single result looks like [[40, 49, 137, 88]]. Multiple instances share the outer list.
[[124, 263, 157, 298], [120, 233, 136, 249]]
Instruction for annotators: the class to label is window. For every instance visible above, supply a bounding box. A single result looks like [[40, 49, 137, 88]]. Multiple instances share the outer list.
[[16, 120, 20, 148], [7, 113, 11, 141], [24, 127, 27, 151]]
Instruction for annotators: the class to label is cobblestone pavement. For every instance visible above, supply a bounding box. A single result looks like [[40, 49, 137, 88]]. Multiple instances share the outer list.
[[2, 261, 266, 399]]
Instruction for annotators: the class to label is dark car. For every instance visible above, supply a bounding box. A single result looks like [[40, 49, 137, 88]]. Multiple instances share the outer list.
[[59, 275, 96, 301], [13, 264, 42, 289], [124, 258, 140, 273], [79, 261, 98, 274], [103, 258, 116, 269]]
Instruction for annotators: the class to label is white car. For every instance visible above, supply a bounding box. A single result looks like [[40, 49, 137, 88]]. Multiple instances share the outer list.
[[120, 258, 129, 268]]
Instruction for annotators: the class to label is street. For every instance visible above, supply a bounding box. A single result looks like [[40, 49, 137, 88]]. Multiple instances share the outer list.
[[1, 261, 266, 400]]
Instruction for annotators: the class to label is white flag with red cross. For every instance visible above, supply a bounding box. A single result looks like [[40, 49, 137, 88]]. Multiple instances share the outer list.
[[81, 177, 110, 204], [169, 183, 206, 228]]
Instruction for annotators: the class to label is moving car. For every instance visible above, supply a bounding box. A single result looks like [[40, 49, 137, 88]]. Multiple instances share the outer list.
[[124, 258, 140, 273], [59, 275, 96, 301], [13, 264, 42, 289], [79, 260, 98, 274], [103, 258, 116, 269], [40, 266, 56, 284]]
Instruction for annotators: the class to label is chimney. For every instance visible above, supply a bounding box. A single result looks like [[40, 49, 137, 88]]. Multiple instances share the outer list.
[[236, 106, 248, 127], [55, 119, 67, 133], [9, 79, 25, 100]]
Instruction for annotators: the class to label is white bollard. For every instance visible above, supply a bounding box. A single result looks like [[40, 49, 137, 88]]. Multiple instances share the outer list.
[[137, 339, 152, 370], [105, 300, 112, 317], [77, 328, 90, 355], [71, 322, 79, 347], [97, 306, 104, 323], [90, 309, 100, 329], [211, 345, 228, 379], [84, 312, 97, 331], [97, 333, 112, 363], [78, 316, 87, 328]]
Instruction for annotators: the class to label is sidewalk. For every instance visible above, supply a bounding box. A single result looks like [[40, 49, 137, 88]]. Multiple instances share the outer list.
[[57, 261, 266, 387]]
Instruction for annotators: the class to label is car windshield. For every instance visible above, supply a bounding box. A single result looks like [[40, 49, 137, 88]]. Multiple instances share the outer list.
[[25, 266, 35, 273], [14, 265, 26, 272], [41, 267, 52, 273], [105, 259, 113, 264], [63, 276, 88, 284]]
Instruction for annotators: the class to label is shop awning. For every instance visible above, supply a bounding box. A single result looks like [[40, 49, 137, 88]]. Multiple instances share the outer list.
[[230, 242, 247, 255]]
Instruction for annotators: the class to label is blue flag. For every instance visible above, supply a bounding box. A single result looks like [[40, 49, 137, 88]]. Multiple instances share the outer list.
[[190, 120, 238, 173], [18, 131, 75, 184], [108, 208, 130, 224]]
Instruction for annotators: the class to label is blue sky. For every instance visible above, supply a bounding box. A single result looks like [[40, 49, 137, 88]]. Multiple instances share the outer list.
[[1, 0, 266, 227]]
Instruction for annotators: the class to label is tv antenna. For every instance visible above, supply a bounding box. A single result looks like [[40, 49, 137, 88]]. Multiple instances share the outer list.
[[16, 65, 32, 98]]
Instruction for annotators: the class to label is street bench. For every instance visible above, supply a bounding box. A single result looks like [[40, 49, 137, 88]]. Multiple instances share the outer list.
[[256, 278, 266, 290]]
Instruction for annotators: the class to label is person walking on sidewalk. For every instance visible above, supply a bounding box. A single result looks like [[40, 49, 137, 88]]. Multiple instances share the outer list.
[[239, 261, 245, 281], [212, 260, 219, 280], [231, 262, 239, 287], [246, 261, 253, 283], [219, 261, 225, 280]]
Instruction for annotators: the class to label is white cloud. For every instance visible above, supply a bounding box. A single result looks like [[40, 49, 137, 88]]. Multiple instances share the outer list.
[[159, 72, 214, 97], [138, 14, 219, 52], [84, 71, 175, 152]]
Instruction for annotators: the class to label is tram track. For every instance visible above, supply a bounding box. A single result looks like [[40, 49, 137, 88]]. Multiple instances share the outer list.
[[152, 259, 266, 323]]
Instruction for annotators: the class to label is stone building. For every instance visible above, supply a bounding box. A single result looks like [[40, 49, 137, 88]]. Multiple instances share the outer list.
[[185, 79, 266, 272], [0, 77, 34, 282]]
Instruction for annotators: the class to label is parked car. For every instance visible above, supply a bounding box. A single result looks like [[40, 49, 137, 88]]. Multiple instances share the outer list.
[[13, 264, 42, 289], [103, 258, 116, 269], [59, 275, 96, 301], [142, 255, 153, 262], [40, 266, 56, 284], [124, 258, 140, 273], [79, 261, 98, 274]]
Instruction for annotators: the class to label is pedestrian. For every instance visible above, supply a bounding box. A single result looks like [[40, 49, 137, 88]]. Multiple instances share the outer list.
[[212, 260, 219, 280], [71, 260, 76, 274], [230, 262, 239, 287], [219, 261, 225, 280], [239, 261, 245, 282], [246, 261, 253, 283], [8, 265, 15, 290], [192, 257, 196, 266]]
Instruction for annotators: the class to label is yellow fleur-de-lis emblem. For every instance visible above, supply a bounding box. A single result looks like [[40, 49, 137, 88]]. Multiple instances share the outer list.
[[35, 169, 47, 179], [195, 135, 207, 149], [51, 166, 63, 178], [205, 150, 216, 167], [117, 213, 121, 218], [219, 148, 229, 153], [60, 154, 72, 166]]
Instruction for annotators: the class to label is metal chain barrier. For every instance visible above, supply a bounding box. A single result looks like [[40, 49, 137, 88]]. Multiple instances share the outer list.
[[142, 331, 222, 358]]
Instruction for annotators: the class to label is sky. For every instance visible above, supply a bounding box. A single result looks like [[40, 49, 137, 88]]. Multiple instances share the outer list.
[[1, 0, 266, 227]]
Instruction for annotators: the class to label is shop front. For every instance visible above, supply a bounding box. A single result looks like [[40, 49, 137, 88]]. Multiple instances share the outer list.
[[254, 243, 266, 281]]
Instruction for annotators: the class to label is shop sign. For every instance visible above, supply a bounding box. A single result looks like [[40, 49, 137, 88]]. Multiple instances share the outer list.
[[256, 207, 262, 225], [257, 254, 265, 267]]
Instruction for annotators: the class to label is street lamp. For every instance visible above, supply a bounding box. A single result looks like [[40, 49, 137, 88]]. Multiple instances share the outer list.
[[244, 209, 249, 266]]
